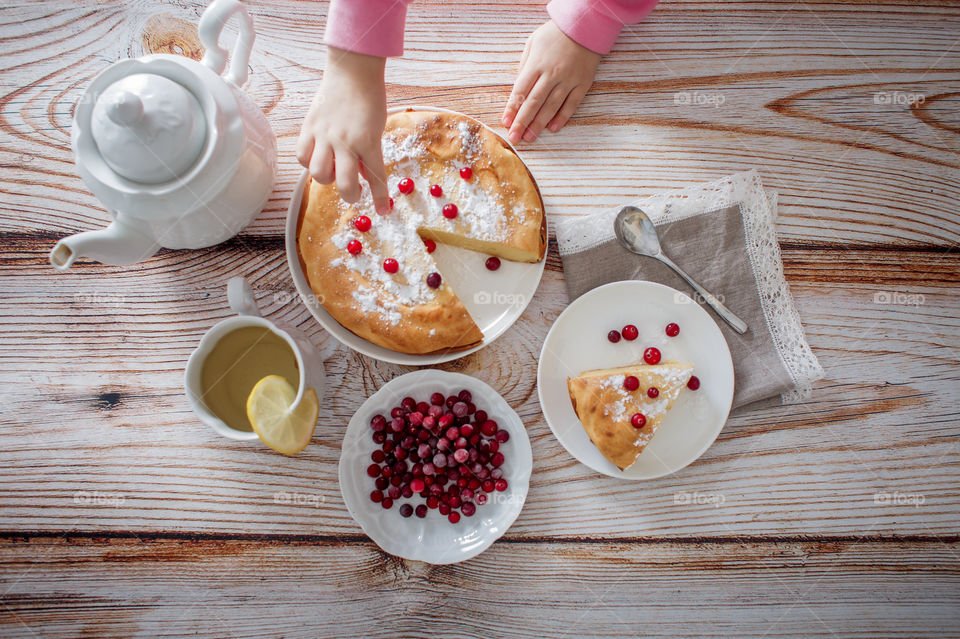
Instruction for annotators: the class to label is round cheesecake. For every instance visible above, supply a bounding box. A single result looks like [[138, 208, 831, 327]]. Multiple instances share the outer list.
[[297, 109, 546, 355]]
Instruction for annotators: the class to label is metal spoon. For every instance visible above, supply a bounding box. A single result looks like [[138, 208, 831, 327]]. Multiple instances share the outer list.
[[614, 206, 748, 334]]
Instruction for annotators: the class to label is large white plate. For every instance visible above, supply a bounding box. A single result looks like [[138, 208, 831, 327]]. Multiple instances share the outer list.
[[339, 370, 532, 564], [537, 281, 735, 480], [285, 106, 546, 365]]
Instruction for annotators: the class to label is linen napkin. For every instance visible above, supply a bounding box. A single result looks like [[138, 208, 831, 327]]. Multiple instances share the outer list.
[[554, 170, 823, 408]]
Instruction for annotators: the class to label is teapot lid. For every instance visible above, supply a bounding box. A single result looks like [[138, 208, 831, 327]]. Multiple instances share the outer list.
[[90, 73, 207, 184], [72, 56, 248, 223]]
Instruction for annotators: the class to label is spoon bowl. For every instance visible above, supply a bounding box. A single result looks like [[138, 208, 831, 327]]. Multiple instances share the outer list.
[[614, 206, 662, 257], [613, 206, 749, 335]]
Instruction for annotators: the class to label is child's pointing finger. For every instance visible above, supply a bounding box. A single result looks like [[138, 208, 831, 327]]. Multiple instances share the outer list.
[[360, 150, 390, 215]]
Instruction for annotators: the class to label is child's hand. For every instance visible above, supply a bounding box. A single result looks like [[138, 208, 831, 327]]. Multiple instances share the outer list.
[[502, 20, 601, 144], [297, 48, 390, 213]]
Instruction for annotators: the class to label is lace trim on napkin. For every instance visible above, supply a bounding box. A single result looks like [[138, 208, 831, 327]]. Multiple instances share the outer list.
[[555, 170, 824, 403]]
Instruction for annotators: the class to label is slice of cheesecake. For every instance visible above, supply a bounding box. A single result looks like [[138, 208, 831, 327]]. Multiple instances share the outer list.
[[567, 362, 694, 470]]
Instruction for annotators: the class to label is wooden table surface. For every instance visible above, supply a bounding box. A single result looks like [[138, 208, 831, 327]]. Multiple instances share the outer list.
[[2, 0, 959, 636]]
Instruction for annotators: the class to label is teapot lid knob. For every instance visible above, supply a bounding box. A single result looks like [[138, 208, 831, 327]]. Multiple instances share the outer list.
[[106, 91, 144, 126]]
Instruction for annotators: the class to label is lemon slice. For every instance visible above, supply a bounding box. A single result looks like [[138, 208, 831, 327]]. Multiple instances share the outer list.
[[246, 375, 318, 455]]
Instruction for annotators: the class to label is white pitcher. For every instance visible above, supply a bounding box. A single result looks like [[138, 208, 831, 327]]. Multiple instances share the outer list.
[[50, 0, 276, 270]]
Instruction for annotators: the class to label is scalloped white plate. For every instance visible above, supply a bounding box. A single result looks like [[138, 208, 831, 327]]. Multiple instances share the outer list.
[[339, 370, 532, 564], [285, 105, 546, 365], [538, 281, 734, 480]]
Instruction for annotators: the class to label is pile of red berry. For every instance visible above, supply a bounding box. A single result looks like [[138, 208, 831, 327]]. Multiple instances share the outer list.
[[366, 389, 510, 524]]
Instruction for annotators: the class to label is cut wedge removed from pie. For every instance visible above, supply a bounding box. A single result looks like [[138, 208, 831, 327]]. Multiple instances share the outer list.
[[567, 362, 694, 470]]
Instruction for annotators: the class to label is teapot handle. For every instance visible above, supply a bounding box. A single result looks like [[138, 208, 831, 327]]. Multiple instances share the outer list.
[[199, 0, 254, 87]]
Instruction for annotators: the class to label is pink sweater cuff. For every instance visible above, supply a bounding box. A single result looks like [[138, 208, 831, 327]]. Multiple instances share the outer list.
[[324, 0, 412, 58], [547, 0, 659, 54]]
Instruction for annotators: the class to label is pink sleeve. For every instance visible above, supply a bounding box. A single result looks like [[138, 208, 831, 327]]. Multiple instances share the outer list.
[[323, 0, 414, 58], [546, 0, 659, 54]]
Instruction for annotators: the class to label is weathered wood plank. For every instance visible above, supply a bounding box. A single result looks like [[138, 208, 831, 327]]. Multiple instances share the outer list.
[[1, 1, 957, 247], [1, 2, 959, 628], [1, 535, 958, 637], [1, 243, 957, 537]]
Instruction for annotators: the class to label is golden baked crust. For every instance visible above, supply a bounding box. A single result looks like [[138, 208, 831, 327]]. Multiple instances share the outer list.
[[387, 110, 547, 262], [297, 176, 484, 354], [297, 109, 545, 355], [567, 363, 694, 470]]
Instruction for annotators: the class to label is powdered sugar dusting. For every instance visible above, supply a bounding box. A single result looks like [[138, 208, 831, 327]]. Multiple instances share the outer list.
[[457, 121, 482, 160], [383, 160, 510, 243], [353, 286, 402, 326], [331, 232, 349, 250], [331, 212, 435, 312], [599, 375, 626, 390], [644, 397, 670, 420], [382, 134, 427, 164], [656, 365, 693, 389], [606, 397, 628, 421], [599, 375, 629, 420], [592, 367, 693, 450], [322, 116, 523, 329], [634, 429, 653, 447]]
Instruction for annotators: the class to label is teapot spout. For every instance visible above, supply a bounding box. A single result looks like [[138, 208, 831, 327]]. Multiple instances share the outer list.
[[50, 218, 160, 271]]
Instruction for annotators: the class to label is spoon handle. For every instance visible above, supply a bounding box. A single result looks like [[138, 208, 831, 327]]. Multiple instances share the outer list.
[[657, 255, 749, 335]]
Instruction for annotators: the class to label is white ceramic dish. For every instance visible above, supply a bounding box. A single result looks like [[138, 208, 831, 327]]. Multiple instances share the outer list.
[[339, 370, 532, 564], [285, 105, 547, 365], [537, 281, 735, 480]]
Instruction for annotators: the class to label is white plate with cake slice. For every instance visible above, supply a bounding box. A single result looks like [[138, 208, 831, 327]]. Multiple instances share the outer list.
[[537, 280, 734, 480], [285, 106, 547, 365]]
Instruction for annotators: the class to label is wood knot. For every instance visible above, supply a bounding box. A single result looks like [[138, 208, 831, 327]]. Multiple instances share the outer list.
[[141, 14, 204, 60], [437, 357, 475, 374], [94, 391, 123, 411]]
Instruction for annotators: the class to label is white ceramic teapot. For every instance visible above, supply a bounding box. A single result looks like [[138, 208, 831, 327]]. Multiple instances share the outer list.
[[50, 0, 276, 271]]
